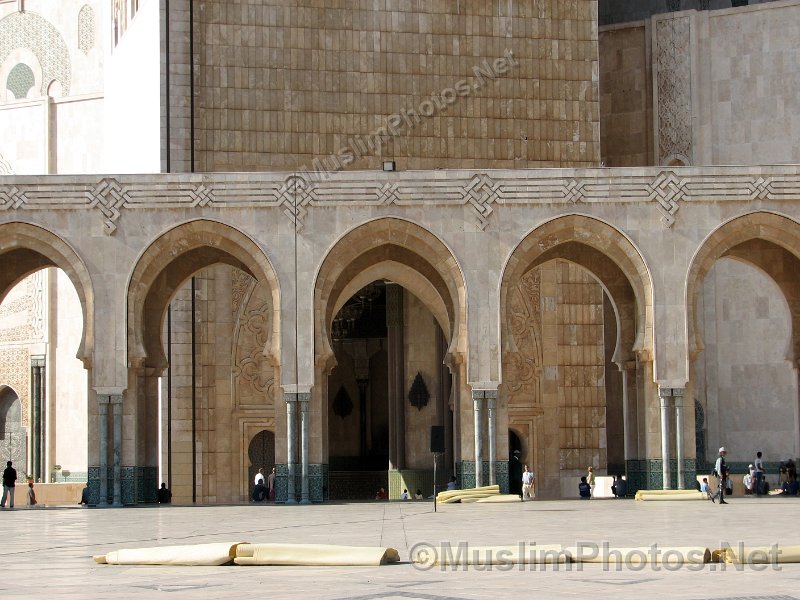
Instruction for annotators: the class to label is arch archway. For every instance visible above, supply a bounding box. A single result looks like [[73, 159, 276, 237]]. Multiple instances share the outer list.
[[687, 212, 800, 466], [500, 215, 655, 497], [126, 219, 281, 503], [0, 222, 94, 365], [0, 385, 25, 474], [314, 218, 468, 500]]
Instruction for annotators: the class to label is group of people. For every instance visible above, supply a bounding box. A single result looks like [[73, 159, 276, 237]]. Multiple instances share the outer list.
[[706, 447, 799, 504], [2, 460, 38, 508], [252, 467, 276, 502]]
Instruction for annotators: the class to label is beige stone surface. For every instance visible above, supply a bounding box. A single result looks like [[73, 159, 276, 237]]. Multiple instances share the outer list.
[[191, 0, 600, 172], [3, 499, 800, 598]]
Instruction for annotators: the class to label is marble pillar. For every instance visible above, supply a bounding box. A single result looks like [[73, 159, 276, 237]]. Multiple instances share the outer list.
[[674, 388, 686, 489], [659, 388, 672, 490], [97, 395, 109, 506], [473, 391, 483, 488], [487, 394, 496, 486], [111, 394, 123, 506], [300, 395, 310, 504], [286, 396, 297, 503]]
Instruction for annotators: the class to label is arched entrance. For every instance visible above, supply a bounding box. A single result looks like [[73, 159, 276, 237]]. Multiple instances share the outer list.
[[314, 218, 467, 501], [688, 212, 800, 471], [0, 223, 91, 486], [127, 219, 280, 504], [248, 430, 275, 493], [0, 386, 25, 473], [500, 215, 654, 497]]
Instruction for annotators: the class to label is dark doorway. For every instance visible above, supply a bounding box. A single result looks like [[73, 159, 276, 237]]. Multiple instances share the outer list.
[[248, 430, 275, 492], [508, 429, 523, 496]]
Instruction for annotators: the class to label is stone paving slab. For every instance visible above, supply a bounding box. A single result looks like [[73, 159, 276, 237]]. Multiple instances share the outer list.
[[1, 497, 800, 599]]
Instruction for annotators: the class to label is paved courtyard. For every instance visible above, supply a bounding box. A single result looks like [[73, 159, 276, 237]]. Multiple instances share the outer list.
[[2, 497, 800, 599]]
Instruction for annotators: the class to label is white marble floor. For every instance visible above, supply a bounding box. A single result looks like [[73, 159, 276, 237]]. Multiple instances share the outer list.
[[1, 496, 799, 599]]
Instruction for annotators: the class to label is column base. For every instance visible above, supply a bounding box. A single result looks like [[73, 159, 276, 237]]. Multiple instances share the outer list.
[[625, 459, 697, 493], [275, 463, 328, 503], [88, 466, 158, 505], [456, 461, 509, 493]]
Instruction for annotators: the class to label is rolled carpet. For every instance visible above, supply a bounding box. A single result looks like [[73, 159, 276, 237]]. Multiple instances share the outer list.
[[411, 544, 571, 566], [714, 544, 800, 564], [233, 543, 400, 566], [635, 490, 705, 501], [565, 545, 711, 565], [94, 542, 245, 565], [474, 495, 524, 503]]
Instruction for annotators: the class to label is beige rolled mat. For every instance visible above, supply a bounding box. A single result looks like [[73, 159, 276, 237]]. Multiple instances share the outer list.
[[437, 485, 500, 503], [411, 544, 571, 566], [565, 545, 711, 565], [94, 542, 245, 565], [635, 490, 705, 501], [474, 495, 524, 503], [714, 544, 800, 564], [233, 543, 400, 566]]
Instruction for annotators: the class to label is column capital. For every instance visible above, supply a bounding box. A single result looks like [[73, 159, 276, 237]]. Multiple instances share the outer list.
[[284, 391, 311, 403], [282, 384, 313, 396]]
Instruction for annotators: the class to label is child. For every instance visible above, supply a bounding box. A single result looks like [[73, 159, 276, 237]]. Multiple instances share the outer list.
[[700, 477, 712, 500], [579, 476, 591, 499], [27, 482, 37, 506]]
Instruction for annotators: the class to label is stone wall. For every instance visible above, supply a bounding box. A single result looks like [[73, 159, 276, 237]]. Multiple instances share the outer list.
[[599, 0, 800, 167], [599, 23, 653, 166], [189, 0, 600, 172]]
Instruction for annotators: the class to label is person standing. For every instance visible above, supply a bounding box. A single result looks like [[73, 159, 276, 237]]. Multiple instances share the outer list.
[[521, 465, 536, 501], [754, 451, 765, 497], [254, 467, 265, 487], [267, 467, 276, 502], [586, 466, 595, 493], [713, 447, 729, 504], [1, 460, 16, 508]]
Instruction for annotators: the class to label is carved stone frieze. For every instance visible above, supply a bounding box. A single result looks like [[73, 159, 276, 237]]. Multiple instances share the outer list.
[[655, 15, 692, 166]]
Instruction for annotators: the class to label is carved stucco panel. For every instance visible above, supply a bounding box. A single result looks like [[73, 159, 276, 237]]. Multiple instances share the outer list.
[[655, 15, 692, 165]]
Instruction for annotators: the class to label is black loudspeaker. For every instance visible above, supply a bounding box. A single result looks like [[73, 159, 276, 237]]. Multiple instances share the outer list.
[[430, 425, 445, 453]]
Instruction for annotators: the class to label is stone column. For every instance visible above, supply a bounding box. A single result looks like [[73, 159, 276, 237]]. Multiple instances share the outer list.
[[300, 394, 310, 504], [622, 361, 638, 462], [97, 395, 110, 506], [285, 395, 297, 503], [473, 391, 483, 487], [111, 394, 123, 506], [674, 388, 686, 490], [658, 387, 672, 490], [487, 393, 497, 486], [386, 284, 404, 470], [31, 357, 45, 482]]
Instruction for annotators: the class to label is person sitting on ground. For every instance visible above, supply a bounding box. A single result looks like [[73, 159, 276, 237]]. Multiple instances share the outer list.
[[781, 475, 799, 496], [700, 477, 713, 500], [400, 489, 409, 500], [612, 475, 627, 498], [79, 482, 90, 506], [743, 470, 754, 495], [157, 482, 172, 504], [578, 476, 591, 499], [446, 476, 457, 491], [375, 487, 388, 500], [414, 489, 423, 500], [27, 482, 37, 506], [252, 479, 267, 502]]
